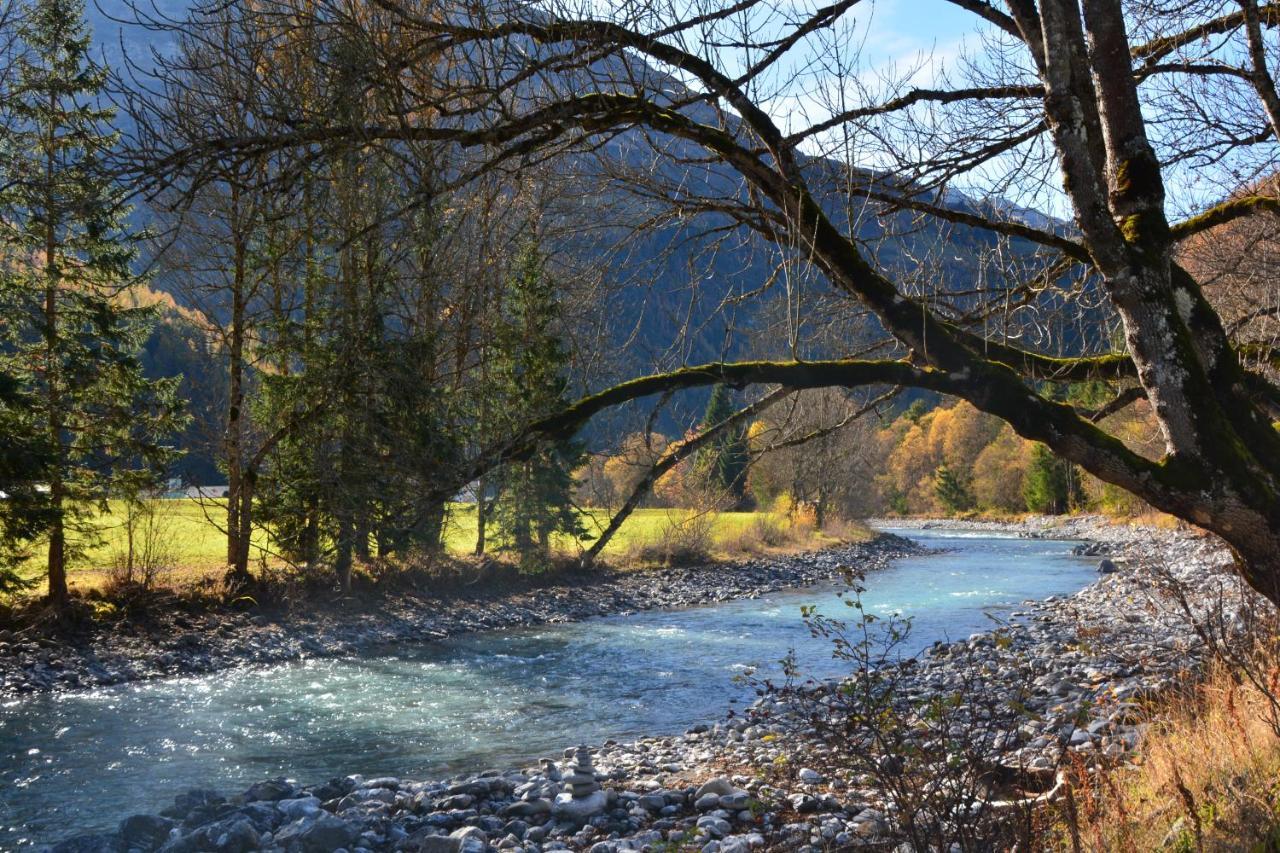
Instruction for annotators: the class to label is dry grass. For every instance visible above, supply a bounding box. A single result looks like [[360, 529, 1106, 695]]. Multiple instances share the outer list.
[[1053, 662, 1280, 851]]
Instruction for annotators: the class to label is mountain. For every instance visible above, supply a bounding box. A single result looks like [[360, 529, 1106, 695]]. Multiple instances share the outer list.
[[86, 0, 1090, 459]]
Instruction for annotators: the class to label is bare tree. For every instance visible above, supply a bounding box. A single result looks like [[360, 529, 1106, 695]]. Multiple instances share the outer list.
[[130, 0, 1280, 603]]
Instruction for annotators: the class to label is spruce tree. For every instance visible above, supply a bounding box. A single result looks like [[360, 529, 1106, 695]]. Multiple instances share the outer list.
[[934, 463, 976, 513], [491, 242, 587, 567], [0, 0, 182, 605], [695, 384, 749, 506], [1023, 443, 1072, 515]]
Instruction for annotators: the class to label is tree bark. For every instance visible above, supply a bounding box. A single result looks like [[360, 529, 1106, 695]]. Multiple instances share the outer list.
[[225, 188, 250, 585]]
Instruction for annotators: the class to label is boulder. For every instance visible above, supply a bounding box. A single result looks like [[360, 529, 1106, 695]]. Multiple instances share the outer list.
[[119, 814, 176, 850], [243, 778, 294, 803], [274, 813, 359, 852]]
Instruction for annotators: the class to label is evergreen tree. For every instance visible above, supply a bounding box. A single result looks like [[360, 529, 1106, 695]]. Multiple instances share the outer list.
[[491, 243, 587, 567], [0, 369, 53, 594], [694, 384, 749, 505], [0, 0, 182, 605], [1023, 443, 1075, 514], [934, 463, 976, 513]]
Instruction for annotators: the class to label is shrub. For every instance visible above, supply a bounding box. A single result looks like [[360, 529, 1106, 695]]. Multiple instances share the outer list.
[[628, 510, 715, 566], [107, 499, 177, 592]]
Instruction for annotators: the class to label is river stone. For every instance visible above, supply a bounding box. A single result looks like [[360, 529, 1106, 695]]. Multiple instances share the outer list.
[[499, 798, 552, 818], [694, 778, 735, 799], [695, 793, 722, 811], [719, 834, 764, 853], [446, 826, 489, 853], [637, 793, 667, 812], [551, 790, 607, 823], [417, 836, 462, 853], [161, 789, 224, 820], [718, 791, 750, 811], [159, 816, 259, 853], [244, 778, 294, 802], [277, 796, 322, 821], [119, 814, 176, 849], [696, 816, 731, 838], [274, 813, 358, 852], [311, 777, 357, 801]]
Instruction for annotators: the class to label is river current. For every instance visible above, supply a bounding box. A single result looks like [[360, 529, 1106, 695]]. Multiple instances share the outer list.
[[0, 528, 1096, 847]]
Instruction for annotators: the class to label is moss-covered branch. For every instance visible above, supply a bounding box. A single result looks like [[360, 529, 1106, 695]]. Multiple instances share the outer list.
[[1170, 195, 1280, 241]]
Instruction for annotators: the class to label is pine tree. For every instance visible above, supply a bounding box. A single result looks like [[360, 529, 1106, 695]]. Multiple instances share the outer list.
[[934, 463, 976, 513], [694, 384, 749, 506], [0, 0, 182, 605], [491, 242, 587, 568]]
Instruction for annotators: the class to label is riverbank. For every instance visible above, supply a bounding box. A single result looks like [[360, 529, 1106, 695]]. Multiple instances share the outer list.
[[46, 516, 1250, 852], [0, 535, 917, 697]]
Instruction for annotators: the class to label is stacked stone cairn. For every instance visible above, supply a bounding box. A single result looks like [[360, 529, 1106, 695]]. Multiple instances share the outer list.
[[550, 744, 608, 824], [562, 745, 600, 798]]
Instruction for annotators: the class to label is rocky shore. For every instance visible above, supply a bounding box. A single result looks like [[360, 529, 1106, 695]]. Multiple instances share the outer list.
[[44, 516, 1253, 853], [0, 536, 917, 696]]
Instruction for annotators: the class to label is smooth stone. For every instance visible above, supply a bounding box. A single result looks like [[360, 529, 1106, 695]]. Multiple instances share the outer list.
[[694, 778, 735, 799], [277, 796, 322, 821], [273, 813, 358, 852], [551, 790, 607, 824], [695, 793, 722, 811], [500, 798, 552, 818]]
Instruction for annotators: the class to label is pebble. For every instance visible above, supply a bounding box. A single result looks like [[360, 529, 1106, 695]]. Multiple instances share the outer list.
[[50, 517, 1247, 851]]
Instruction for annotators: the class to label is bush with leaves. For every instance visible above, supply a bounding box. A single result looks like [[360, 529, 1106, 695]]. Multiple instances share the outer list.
[[744, 571, 1064, 851]]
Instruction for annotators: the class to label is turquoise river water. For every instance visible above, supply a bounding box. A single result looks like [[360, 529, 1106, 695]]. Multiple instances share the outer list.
[[0, 528, 1096, 847]]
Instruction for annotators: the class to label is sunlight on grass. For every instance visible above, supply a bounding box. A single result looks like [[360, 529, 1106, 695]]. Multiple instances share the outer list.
[[15, 500, 870, 592]]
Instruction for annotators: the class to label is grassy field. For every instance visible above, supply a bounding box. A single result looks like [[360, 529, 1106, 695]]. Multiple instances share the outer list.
[[17, 499, 866, 592]]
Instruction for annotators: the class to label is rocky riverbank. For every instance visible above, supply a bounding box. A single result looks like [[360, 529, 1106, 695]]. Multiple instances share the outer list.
[[0, 536, 917, 696], [47, 517, 1253, 853]]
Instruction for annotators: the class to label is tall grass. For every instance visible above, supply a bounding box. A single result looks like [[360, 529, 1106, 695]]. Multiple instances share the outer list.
[[1053, 663, 1280, 851]]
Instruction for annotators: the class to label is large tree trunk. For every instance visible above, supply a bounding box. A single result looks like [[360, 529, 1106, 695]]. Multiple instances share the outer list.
[[43, 126, 68, 609], [225, 204, 250, 586]]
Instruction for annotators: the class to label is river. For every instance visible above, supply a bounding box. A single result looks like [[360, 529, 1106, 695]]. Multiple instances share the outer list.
[[0, 528, 1096, 848]]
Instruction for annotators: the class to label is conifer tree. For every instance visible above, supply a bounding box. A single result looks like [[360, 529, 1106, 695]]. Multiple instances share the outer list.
[[694, 384, 749, 506], [933, 463, 976, 513], [0, 0, 182, 605], [1022, 444, 1076, 515], [491, 243, 587, 567]]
